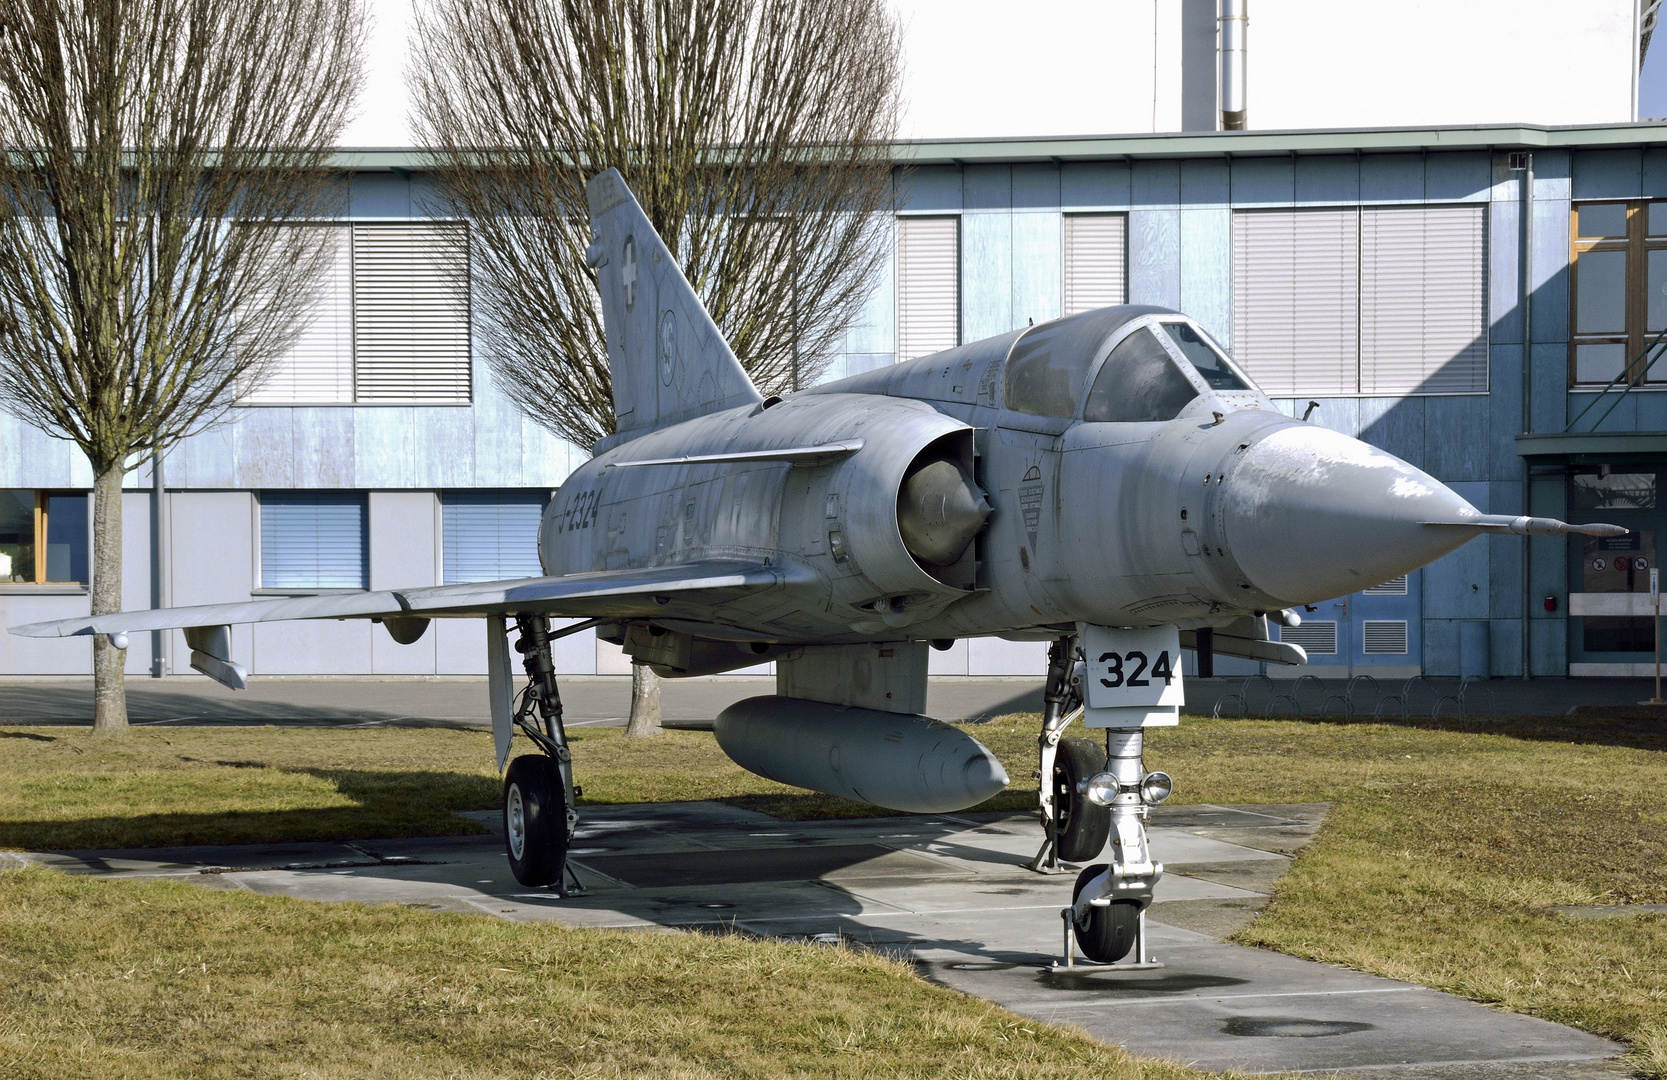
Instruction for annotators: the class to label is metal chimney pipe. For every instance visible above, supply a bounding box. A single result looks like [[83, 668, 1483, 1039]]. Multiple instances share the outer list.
[[1220, 0, 1247, 130]]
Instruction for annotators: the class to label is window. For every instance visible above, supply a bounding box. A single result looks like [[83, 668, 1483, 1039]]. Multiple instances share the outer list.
[[260, 492, 367, 590], [1232, 206, 1487, 396], [1082, 328, 1198, 423], [246, 222, 471, 404], [896, 216, 959, 360], [1063, 214, 1127, 315], [442, 492, 547, 584], [1569, 201, 1667, 386], [0, 490, 88, 585]]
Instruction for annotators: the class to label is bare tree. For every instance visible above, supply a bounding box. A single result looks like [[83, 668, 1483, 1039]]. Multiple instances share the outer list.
[[625, 661, 662, 737], [0, 0, 365, 732], [409, 0, 903, 450]]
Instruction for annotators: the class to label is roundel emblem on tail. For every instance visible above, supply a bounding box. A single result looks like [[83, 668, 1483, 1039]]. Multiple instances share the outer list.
[[659, 309, 678, 384], [622, 235, 637, 309]]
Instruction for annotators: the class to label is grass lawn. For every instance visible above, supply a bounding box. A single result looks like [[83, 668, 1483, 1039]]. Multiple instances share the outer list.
[[4, 714, 1667, 1075], [0, 867, 1210, 1080]]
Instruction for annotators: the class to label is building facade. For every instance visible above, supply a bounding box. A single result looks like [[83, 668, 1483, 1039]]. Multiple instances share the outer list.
[[6, 124, 1667, 681]]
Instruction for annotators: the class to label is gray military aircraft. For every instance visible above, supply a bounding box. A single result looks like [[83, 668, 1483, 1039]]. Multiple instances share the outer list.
[[11, 169, 1622, 964]]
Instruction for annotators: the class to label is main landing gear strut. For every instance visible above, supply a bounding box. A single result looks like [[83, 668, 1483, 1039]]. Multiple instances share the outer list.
[[1030, 632, 1171, 966], [501, 615, 585, 895]]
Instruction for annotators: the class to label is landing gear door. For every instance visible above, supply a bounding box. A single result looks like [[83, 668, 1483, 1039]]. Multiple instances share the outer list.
[[1080, 624, 1183, 727], [487, 614, 515, 771]]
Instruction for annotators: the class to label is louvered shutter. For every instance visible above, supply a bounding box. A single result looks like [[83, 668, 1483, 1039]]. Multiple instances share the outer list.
[[353, 223, 471, 401], [260, 493, 367, 589], [243, 228, 353, 403], [442, 493, 548, 584], [1360, 206, 1487, 395], [1361, 620, 1409, 655], [1063, 214, 1127, 315], [1280, 620, 1338, 655], [896, 216, 959, 360], [1232, 209, 1359, 396], [1363, 575, 1409, 595]]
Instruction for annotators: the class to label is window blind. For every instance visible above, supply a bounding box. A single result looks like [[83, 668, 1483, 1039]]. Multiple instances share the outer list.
[[353, 223, 471, 401], [260, 492, 367, 589], [1232, 208, 1359, 396], [896, 216, 959, 361], [1360, 205, 1487, 394], [442, 492, 547, 584], [1063, 214, 1127, 316], [244, 228, 354, 404]]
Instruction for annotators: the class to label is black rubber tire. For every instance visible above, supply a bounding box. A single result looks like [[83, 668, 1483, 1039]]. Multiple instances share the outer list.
[[1053, 737, 1112, 862], [504, 754, 567, 887], [1072, 863, 1142, 964]]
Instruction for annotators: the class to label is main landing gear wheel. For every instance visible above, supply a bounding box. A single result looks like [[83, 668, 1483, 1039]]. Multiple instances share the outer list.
[[1053, 737, 1112, 862], [1072, 864, 1141, 963], [504, 754, 567, 887]]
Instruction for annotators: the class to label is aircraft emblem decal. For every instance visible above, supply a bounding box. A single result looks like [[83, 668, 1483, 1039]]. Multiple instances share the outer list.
[[622, 235, 637, 309], [1019, 464, 1044, 551], [659, 310, 678, 385]]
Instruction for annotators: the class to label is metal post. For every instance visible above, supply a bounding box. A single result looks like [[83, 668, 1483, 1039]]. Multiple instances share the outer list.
[[1519, 152, 1534, 681], [1653, 569, 1662, 704]]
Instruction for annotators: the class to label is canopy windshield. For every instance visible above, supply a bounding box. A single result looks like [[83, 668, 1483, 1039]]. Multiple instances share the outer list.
[[1083, 327, 1199, 423], [1003, 306, 1170, 417], [1159, 322, 1249, 391]]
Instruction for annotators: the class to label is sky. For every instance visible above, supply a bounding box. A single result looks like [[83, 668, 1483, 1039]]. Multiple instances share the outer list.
[[1643, 37, 1667, 118], [346, 1, 1667, 147]]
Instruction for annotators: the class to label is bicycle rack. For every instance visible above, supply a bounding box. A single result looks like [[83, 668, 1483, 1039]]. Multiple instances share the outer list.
[[1264, 673, 1324, 718], [1319, 674, 1379, 720], [1213, 673, 1273, 718], [1374, 676, 1437, 723], [1432, 675, 1497, 723]]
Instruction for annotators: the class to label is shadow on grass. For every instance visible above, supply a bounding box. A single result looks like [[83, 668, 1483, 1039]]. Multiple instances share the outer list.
[[1, 766, 500, 853]]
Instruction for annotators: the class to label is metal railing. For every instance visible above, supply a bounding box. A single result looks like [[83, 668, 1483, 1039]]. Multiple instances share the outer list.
[[1565, 323, 1667, 434]]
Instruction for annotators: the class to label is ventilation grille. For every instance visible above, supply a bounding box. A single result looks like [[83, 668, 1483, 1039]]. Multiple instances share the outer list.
[[1362, 620, 1409, 655], [1364, 575, 1409, 595], [1280, 621, 1337, 655]]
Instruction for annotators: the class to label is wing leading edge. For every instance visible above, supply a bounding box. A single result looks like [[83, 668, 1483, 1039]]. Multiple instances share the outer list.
[[9, 560, 791, 639]]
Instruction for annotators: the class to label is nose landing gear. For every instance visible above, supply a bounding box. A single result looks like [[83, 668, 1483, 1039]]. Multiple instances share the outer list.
[[1030, 637, 1113, 871]]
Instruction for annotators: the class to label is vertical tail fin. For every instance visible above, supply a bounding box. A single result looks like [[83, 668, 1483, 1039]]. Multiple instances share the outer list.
[[586, 169, 760, 444]]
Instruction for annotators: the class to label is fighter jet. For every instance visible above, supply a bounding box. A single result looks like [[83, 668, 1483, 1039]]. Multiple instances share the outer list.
[[9, 169, 1620, 964]]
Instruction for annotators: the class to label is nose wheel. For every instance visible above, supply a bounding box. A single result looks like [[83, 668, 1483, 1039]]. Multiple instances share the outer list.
[[1070, 864, 1141, 962]]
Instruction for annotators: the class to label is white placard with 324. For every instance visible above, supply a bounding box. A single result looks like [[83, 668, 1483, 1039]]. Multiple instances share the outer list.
[[1082, 624, 1185, 710]]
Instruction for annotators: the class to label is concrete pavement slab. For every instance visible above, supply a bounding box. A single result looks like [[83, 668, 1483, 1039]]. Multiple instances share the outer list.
[[16, 800, 1625, 1076]]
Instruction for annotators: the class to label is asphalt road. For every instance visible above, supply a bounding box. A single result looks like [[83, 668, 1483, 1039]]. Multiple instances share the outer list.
[[1, 674, 1660, 728]]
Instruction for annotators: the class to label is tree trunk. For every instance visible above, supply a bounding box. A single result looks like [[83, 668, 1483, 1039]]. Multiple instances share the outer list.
[[91, 462, 128, 733], [625, 661, 662, 737]]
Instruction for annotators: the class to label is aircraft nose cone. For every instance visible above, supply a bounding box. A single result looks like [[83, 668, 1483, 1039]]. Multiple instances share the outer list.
[[1221, 424, 1479, 606]]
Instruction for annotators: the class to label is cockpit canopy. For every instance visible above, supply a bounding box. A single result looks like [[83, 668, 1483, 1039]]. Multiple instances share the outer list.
[[1003, 306, 1255, 422]]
